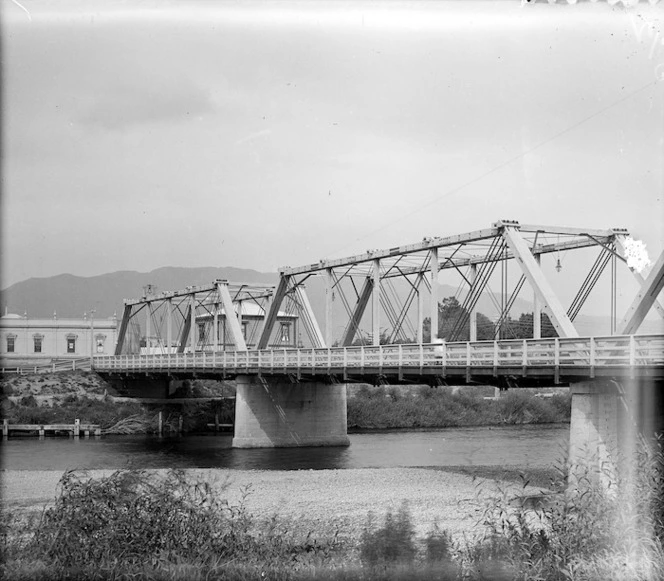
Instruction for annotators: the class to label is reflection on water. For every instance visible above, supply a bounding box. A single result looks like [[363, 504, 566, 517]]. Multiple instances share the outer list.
[[1, 424, 569, 471]]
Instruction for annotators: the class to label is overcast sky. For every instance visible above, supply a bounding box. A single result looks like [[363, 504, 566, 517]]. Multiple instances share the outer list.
[[2, 1, 663, 307]]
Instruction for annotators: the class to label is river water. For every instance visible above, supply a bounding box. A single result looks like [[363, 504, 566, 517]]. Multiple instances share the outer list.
[[1, 424, 569, 471]]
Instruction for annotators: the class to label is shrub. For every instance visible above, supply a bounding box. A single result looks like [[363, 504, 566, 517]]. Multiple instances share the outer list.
[[19, 395, 38, 408], [360, 503, 416, 567], [7, 469, 343, 579], [424, 522, 454, 564], [467, 434, 664, 581]]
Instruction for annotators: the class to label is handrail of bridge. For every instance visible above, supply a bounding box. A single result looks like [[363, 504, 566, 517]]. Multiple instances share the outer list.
[[92, 334, 664, 373], [1, 358, 92, 375]]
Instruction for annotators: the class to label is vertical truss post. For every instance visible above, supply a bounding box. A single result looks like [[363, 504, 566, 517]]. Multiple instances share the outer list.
[[258, 275, 290, 349], [295, 285, 326, 348], [501, 224, 578, 338], [416, 273, 424, 344], [166, 298, 172, 352], [325, 268, 334, 347], [430, 247, 439, 342], [213, 301, 219, 351], [533, 255, 542, 339], [237, 301, 243, 344], [189, 293, 196, 353], [145, 302, 151, 352], [217, 282, 248, 351], [469, 264, 478, 342], [619, 248, 664, 335], [114, 304, 133, 355], [341, 276, 373, 346], [372, 259, 381, 346]]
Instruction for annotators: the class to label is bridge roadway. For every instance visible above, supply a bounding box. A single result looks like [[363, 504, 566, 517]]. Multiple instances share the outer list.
[[93, 334, 664, 387]]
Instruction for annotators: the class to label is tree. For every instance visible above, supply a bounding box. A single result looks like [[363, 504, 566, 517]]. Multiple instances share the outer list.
[[500, 312, 558, 339], [422, 296, 495, 342]]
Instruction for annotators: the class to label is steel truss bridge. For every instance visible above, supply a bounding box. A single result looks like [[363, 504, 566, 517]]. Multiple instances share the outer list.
[[94, 220, 664, 385]]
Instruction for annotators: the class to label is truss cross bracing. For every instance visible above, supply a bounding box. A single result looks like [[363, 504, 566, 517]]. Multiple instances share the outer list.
[[258, 220, 663, 350]]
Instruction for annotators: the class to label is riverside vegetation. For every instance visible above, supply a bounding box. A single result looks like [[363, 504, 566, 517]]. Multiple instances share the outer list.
[[1, 372, 570, 434], [1, 436, 662, 580]]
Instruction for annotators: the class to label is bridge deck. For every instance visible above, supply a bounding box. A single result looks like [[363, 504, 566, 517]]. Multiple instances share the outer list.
[[93, 335, 664, 385]]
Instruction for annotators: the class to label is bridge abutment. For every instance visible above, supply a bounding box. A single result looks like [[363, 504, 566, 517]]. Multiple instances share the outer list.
[[569, 378, 663, 491], [232, 375, 350, 448]]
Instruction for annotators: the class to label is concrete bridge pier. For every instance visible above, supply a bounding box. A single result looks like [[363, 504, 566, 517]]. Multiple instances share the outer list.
[[568, 378, 663, 491], [232, 375, 350, 448]]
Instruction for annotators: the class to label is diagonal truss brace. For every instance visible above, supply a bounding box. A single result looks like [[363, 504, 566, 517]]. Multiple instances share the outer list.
[[341, 276, 373, 346], [257, 275, 291, 349], [619, 248, 664, 335], [177, 306, 192, 353], [501, 225, 579, 338], [217, 282, 248, 351], [294, 284, 326, 348], [114, 304, 133, 355], [614, 235, 664, 321]]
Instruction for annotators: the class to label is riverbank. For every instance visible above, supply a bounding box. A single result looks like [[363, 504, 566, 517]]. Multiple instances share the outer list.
[[0, 465, 558, 544], [3, 459, 662, 581], [1, 372, 571, 434]]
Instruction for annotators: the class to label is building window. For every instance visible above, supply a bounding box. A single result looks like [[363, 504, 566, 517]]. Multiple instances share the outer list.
[[241, 322, 248, 340], [33, 335, 43, 353], [95, 334, 106, 353], [198, 324, 206, 342], [66, 335, 77, 353], [279, 322, 291, 343], [6, 336, 15, 353]]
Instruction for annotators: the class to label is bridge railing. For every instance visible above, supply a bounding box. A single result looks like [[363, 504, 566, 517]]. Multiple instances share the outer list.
[[92, 334, 664, 373], [1, 357, 92, 375]]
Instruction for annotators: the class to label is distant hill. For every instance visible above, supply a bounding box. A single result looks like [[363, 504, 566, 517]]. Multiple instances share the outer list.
[[0, 267, 277, 319], [2, 267, 661, 337]]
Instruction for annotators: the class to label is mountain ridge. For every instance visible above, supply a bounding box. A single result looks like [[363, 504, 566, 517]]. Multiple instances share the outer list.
[[2, 267, 661, 336]]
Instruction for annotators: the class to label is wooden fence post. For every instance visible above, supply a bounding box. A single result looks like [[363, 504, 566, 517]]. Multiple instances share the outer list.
[[74, 418, 80, 437], [3, 419, 9, 438], [158, 411, 163, 436]]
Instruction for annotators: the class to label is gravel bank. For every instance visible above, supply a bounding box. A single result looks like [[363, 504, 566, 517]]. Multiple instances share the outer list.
[[1, 467, 551, 540]]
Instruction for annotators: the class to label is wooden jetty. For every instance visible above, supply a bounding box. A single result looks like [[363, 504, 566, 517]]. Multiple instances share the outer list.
[[3, 418, 101, 438]]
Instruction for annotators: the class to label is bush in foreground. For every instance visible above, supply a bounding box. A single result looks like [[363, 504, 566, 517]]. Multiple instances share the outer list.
[[1, 469, 343, 580], [2, 436, 662, 580]]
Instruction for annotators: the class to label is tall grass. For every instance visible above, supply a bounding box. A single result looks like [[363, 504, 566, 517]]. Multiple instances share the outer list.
[[3, 436, 662, 580], [1, 469, 344, 581], [347, 386, 570, 430]]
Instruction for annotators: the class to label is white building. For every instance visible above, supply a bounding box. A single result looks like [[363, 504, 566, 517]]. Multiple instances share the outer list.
[[0, 310, 118, 361]]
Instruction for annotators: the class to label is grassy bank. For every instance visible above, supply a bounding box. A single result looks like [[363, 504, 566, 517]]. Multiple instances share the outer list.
[[1, 372, 234, 434], [2, 372, 570, 433], [0, 394, 234, 434], [2, 437, 662, 580], [347, 385, 571, 430]]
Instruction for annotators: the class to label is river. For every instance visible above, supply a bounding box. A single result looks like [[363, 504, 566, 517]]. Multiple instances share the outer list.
[[1, 424, 569, 471]]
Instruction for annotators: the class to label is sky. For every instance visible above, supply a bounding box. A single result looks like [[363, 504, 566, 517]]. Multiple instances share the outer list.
[[2, 0, 663, 319]]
